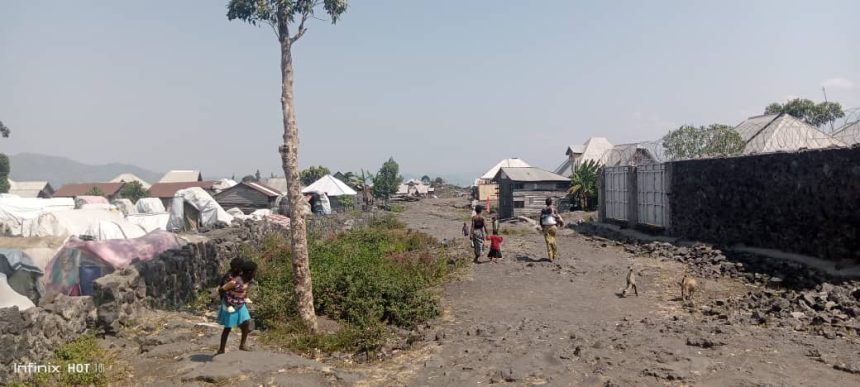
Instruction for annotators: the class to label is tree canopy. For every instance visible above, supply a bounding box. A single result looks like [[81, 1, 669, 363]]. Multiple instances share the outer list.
[[242, 175, 258, 183], [0, 154, 9, 194], [300, 165, 330, 186], [85, 187, 106, 197], [0, 121, 9, 138], [373, 157, 403, 200], [227, 0, 347, 44], [662, 124, 745, 160], [765, 98, 845, 127], [569, 160, 599, 210], [119, 181, 149, 202], [420, 175, 431, 184]]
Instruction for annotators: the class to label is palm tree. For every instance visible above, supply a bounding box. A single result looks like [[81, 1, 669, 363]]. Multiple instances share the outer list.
[[569, 160, 600, 210]]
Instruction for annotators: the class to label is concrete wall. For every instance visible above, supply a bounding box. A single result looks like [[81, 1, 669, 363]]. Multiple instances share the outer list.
[[670, 146, 860, 261]]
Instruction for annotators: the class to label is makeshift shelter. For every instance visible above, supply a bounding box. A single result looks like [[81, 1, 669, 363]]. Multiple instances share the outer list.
[[44, 230, 183, 296], [301, 175, 357, 197], [0, 248, 44, 303], [112, 199, 137, 215], [75, 195, 110, 209], [126, 213, 170, 233], [213, 178, 238, 192], [166, 187, 233, 232], [28, 209, 147, 240], [492, 167, 570, 219], [149, 181, 217, 210], [0, 197, 76, 236], [1, 273, 36, 310], [733, 113, 845, 155], [214, 182, 281, 214], [475, 158, 532, 202], [136, 198, 166, 214]]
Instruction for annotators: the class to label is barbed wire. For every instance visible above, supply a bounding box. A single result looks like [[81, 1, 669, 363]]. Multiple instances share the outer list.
[[598, 108, 860, 166]]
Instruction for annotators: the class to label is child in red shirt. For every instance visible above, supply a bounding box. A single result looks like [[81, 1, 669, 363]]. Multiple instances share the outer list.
[[486, 229, 504, 263]]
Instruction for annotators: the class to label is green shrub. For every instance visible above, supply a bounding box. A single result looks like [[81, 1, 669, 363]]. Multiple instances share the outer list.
[[249, 217, 463, 355], [13, 334, 129, 387]]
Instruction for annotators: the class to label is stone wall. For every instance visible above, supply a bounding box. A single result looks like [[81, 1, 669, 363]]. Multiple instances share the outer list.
[[669, 146, 860, 261], [0, 219, 288, 383]]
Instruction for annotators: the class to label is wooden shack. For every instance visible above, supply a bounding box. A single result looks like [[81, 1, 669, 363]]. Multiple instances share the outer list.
[[492, 167, 570, 219], [213, 182, 280, 214]]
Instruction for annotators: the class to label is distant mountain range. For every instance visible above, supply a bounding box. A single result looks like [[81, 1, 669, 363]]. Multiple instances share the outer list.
[[8, 153, 163, 187]]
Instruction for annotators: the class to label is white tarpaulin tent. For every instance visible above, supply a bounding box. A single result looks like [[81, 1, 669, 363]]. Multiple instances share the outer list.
[[136, 198, 166, 214], [167, 187, 233, 232], [126, 213, 170, 233], [28, 209, 147, 240], [0, 197, 76, 236], [301, 175, 357, 196], [0, 272, 35, 311]]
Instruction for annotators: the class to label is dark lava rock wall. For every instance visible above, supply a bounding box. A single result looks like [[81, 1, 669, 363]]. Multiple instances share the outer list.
[[669, 146, 860, 262]]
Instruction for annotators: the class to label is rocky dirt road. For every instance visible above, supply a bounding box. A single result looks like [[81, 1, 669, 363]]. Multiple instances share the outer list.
[[393, 198, 860, 386], [110, 197, 860, 386]]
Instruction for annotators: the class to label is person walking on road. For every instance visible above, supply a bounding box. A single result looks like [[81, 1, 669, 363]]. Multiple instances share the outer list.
[[540, 198, 564, 262], [470, 205, 488, 263]]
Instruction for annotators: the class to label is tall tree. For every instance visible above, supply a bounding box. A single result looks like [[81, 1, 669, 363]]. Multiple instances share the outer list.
[[662, 124, 744, 161], [255, 169, 262, 182], [227, 0, 347, 332], [242, 174, 257, 183], [765, 98, 845, 128], [373, 157, 403, 201], [0, 122, 9, 193], [0, 154, 9, 194], [300, 165, 330, 185], [420, 175, 431, 184], [119, 181, 150, 202]]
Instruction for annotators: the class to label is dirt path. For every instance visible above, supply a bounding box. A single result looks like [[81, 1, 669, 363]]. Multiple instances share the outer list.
[[393, 198, 860, 386], [108, 198, 860, 386]]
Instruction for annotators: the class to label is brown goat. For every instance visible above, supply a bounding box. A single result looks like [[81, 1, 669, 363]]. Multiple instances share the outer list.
[[680, 269, 698, 305]]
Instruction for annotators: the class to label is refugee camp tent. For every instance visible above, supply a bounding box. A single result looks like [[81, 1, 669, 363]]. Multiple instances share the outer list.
[[136, 198, 166, 214], [75, 196, 110, 208], [302, 175, 357, 197], [0, 273, 36, 310], [0, 197, 76, 236], [44, 230, 183, 296], [166, 187, 233, 232], [112, 199, 137, 216], [0, 248, 44, 303], [28, 209, 147, 240], [126, 213, 170, 233], [213, 178, 238, 192]]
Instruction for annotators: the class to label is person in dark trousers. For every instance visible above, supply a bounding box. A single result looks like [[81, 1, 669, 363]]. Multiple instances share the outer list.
[[217, 260, 257, 354], [469, 205, 487, 263], [486, 229, 504, 263]]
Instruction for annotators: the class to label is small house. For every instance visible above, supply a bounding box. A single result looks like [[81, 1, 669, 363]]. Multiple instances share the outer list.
[[492, 167, 570, 219], [53, 182, 125, 201], [474, 158, 532, 202], [213, 182, 281, 214], [148, 181, 217, 210], [554, 137, 614, 177]]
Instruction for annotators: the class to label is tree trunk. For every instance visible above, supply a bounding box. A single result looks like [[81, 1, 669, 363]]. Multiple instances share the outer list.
[[279, 37, 318, 332]]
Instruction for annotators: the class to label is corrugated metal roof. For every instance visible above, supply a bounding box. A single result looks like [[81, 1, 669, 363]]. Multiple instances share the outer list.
[[158, 170, 202, 183], [733, 114, 780, 143], [265, 177, 288, 193], [54, 182, 125, 197], [553, 158, 573, 177], [833, 120, 860, 145], [7, 181, 53, 198], [493, 167, 569, 182], [244, 182, 282, 197], [739, 114, 845, 154], [149, 181, 216, 198], [566, 145, 585, 155]]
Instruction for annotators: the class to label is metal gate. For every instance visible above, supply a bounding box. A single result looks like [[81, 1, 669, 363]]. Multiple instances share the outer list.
[[637, 163, 669, 228], [604, 166, 630, 221]]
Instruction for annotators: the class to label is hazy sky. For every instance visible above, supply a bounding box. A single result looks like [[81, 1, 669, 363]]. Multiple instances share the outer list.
[[2, 0, 858, 184]]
